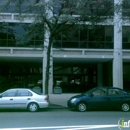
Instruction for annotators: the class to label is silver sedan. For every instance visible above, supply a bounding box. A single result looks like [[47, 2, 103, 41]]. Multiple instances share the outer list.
[[0, 88, 49, 112]]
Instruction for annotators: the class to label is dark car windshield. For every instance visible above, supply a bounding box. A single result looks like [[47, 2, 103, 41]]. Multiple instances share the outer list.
[[82, 87, 97, 95]]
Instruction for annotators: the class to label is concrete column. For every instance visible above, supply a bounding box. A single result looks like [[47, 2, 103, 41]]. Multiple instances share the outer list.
[[113, 0, 123, 89], [97, 63, 103, 87]]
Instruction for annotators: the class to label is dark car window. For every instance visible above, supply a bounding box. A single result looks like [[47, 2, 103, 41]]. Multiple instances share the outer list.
[[17, 90, 32, 96], [92, 89, 107, 96], [108, 89, 125, 95], [2, 89, 17, 97]]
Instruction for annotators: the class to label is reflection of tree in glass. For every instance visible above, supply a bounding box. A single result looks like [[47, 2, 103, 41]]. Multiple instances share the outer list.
[[0, 23, 16, 47]]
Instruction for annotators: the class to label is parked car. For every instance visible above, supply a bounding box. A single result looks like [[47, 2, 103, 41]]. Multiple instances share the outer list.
[[0, 88, 49, 112], [67, 87, 130, 112]]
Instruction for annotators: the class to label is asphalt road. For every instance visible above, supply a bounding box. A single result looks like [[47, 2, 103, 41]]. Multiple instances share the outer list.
[[0, 108, 130, 130]]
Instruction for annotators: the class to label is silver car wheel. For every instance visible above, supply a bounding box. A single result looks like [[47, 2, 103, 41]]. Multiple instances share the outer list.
[[77, 102, 87, 112], [28, 103, 39, 112], [122, 103, 130, 112]]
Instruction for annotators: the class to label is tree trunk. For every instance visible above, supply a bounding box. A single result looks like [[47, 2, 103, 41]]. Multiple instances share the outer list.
[[45, 37, 53, 94]]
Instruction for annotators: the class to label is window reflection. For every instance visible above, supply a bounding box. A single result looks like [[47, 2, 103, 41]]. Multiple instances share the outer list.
[[0, 23, 114, 49], [0, 23, 44, 47], [2, 90, 16, 97], [54, 25, 113, 49], [123, 26, 130, 49]]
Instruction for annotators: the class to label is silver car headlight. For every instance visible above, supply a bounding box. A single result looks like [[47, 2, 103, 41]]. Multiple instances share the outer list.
[[71, 98, 77, 103]]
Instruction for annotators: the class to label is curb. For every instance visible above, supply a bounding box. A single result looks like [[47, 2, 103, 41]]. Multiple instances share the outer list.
[[49, 104, 67, 109]]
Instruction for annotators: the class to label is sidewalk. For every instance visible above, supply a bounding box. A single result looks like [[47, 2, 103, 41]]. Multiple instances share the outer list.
[[49, 93, 78, 109]]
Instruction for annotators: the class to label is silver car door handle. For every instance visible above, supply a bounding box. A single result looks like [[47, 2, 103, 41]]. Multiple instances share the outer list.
[[27, 98, 31, 100], [10, 99, 13, 100]]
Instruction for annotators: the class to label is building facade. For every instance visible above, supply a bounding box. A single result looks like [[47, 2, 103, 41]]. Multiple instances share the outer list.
[[0, 0, 130, 93]]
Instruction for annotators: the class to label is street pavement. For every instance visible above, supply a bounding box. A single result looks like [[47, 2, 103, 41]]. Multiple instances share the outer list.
[[0, 109, 130, 130]]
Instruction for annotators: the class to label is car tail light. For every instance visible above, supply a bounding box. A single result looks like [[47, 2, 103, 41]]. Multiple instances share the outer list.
[[45, 96, 49, 101]]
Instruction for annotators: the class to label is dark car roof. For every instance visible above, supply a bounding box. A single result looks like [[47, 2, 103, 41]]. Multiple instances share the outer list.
[[93, 87, 128, 91], [83, 87, 129, 94], [94, 87, 123, 89]]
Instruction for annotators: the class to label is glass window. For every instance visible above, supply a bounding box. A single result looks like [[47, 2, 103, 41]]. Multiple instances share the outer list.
[[0, 0, 30, 13], [2, 90, 17, 97], [123, 0, 130, 16], [92, 89, 107, 96], [0, 22, 45, 47], [122, 26, 130, 49], [108, 89, 127, 95], [17, 90, 32, 96]]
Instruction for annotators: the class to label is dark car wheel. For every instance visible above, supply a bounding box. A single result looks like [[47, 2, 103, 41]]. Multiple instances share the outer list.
[[28, 102, 39, 112], [121, 103, 130, 112], [77, 102, 87, 112]]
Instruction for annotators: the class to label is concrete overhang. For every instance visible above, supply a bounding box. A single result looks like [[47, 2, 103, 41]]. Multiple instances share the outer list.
[[53, 57, 112, 65], [0, 56, 112, 64], [0, 48, 114, 65], [0, 56, 42, 63]]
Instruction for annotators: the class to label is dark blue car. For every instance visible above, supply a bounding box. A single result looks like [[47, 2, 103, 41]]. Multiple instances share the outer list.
[[67, 87, 130, 112]]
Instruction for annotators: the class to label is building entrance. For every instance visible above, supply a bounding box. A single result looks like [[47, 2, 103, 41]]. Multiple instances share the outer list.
[[53, 62, 112, 93], [0, 62, 42, 92], [53, 64, 95, 93], [123, 63, 130, 91]]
